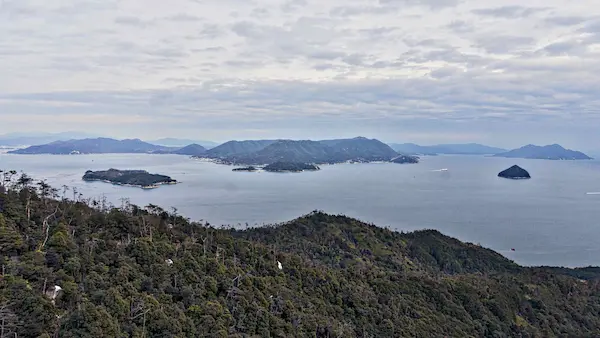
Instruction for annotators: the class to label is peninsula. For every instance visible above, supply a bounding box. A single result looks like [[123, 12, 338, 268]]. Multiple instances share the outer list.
[[82, 169, 177, 189]]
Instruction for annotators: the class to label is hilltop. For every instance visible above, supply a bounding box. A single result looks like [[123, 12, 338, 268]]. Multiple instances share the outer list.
[[204, 140, 278, 158], [1, 178, 600, 337], [225, 140, 339, 164], [170, 144, 207, 156], [494, 144, 592, 160], [321, 137, 398, 161]]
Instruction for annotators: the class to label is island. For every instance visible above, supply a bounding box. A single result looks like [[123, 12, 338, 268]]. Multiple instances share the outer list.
[[198, 137, 419, 166], [82, 169, 177, 189], [391, 155, 420, 164], [493, 144, 591, 160], [232, 166, 258, 172], [263, 162, 320, 172], [498, 165, 531, 179]]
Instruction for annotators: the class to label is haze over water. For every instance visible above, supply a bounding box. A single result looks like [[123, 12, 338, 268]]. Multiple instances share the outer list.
[[1, 153, 599, 267]]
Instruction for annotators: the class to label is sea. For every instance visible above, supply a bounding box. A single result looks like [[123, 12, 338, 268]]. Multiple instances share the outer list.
[[1, 152, 599, 268]]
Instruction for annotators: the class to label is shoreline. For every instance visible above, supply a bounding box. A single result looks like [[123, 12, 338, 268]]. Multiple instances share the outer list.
[[83, 178, 178, 189]]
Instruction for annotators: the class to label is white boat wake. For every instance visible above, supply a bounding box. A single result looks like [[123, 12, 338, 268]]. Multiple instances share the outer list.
[[586, 192, 600, 195], [431, 168, 449, 172]]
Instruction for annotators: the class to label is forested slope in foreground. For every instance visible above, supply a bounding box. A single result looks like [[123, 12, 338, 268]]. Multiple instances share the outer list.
[[1, 173, 600, 337]]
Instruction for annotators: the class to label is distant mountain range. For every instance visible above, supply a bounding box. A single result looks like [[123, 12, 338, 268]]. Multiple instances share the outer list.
[[389, 143, 507, 155], [493, 144, 592, 160], [7, 137, 418, 165], [0, 133, 219, 150], [0, 132, 99, 147], [146, 138, 219, 149], [9, 137, 591, 163], [9, 138, 174, 155]]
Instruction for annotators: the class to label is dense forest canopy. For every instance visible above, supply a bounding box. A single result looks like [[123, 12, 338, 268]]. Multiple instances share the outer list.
[[1, 169, 600, 337]]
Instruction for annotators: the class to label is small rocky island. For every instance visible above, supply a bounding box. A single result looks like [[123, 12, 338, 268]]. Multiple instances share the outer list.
[[498, 165, 531, 179], [83, 169, 177, 189], [263, 162, 320, 172], [232, 166, 258, 172]]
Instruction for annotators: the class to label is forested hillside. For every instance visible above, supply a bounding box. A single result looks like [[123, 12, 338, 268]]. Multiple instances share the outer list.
[[1, 170, 600, 337]]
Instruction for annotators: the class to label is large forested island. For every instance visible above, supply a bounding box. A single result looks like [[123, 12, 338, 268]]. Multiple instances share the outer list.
[[2, 176, 600, 337], [200, 137, 419, 165], [82, 169, 176, 188]]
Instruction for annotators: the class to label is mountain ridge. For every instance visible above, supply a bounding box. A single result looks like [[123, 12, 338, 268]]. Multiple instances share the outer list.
[[147, 138, 219, 149], [8, 137, 174, 154], [215, 137, 414, 165], [494, 144, 592, 160]]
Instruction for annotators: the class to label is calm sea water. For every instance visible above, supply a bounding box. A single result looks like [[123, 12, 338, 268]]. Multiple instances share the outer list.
[[1, 153, 599, 267]]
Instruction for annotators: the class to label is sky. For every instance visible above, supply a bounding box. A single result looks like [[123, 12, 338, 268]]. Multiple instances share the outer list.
[[1, 0, 600, 150]]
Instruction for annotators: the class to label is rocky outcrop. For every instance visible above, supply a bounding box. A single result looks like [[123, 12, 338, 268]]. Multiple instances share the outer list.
[[498, 165, 531, 179]]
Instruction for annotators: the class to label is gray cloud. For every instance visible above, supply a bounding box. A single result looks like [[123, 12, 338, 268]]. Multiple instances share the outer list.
[[281, 0, 308, 13], [539, 41, 587, 56], [474, 36, 536, 54], [1, 0, 600, 148], [163, 14, 204, 22], [544, 15, 591, 26], [472, 6, 549, 18], [115, 16, 149, 27], [379, 0, 460, 9], [445, 20, 474, 33], [198, 24, 226, 39], [329, 6, 396, 17]]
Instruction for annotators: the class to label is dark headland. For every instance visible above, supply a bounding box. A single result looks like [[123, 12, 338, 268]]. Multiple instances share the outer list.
[[498, 165, 531, 179]]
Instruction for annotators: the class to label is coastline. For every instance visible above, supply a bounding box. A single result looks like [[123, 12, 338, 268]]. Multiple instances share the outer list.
[[83, 178, 178, 189]]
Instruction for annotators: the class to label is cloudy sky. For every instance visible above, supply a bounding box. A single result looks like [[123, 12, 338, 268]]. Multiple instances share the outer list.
[[1, 0, 600, 149]]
